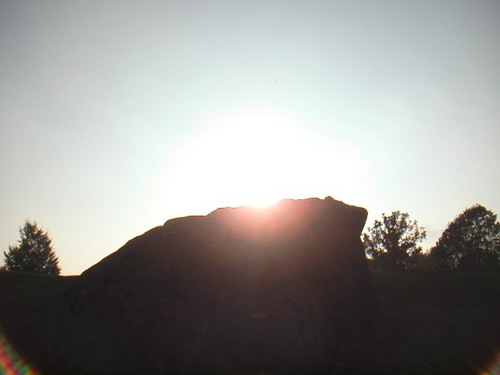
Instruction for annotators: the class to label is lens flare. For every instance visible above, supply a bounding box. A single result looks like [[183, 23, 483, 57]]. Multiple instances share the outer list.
[[479, 351, 500, 375], [0, 333, 37, 375]]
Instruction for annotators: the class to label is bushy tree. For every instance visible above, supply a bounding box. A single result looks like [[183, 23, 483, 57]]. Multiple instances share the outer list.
[[363, 211, 426, 273], [3, 221, 61, 275], [429, 205, 500, 272]]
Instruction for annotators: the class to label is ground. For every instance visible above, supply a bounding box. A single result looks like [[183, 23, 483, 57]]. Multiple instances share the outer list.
[[0, 270, 499, 374]]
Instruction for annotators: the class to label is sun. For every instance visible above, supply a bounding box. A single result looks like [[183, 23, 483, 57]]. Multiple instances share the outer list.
[[147, 104, 371, 220]]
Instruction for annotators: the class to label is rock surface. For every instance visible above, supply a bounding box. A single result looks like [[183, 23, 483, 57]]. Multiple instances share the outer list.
[[64, 197, 380, 373]]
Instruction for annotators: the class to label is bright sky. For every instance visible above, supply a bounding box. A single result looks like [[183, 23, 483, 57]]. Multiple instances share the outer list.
[[1, 1, 499, 275]]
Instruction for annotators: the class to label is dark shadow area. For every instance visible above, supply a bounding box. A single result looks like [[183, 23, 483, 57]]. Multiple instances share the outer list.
[[371, 271, 500, 374]]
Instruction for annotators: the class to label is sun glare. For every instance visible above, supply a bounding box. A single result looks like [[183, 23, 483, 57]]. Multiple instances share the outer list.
[[147, 104, 372, 220]]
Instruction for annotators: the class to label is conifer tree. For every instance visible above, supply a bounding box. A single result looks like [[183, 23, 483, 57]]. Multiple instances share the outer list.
[[3, 221, 61, 275]]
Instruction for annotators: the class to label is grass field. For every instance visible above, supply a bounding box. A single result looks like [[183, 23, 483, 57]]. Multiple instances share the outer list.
[[1, 270, 499, 374], [371, 271, 500, 374]]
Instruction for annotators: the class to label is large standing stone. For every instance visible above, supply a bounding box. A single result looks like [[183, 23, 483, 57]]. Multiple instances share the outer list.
[[69, 197, 380, 373]]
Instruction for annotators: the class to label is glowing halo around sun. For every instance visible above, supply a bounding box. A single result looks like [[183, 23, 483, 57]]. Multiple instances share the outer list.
[[147, 104, 373, 220]]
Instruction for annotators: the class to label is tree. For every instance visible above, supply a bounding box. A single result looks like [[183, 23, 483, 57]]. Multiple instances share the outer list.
[[429, 205, 500, 272], [363, 211, 426, 273], [3, 221, 61, 275]]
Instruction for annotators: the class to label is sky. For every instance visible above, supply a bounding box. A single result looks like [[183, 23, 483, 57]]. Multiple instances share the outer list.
[[1, 0, 499, 275]]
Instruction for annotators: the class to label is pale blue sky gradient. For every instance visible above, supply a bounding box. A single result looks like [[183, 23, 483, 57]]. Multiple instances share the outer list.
[[1, 1, 499, 274]]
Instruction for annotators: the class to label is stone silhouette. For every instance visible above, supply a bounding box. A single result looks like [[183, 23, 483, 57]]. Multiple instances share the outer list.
[[65, 197, 381, 373]]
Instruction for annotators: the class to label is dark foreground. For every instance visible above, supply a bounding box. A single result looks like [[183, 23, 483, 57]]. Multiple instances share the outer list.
[[0, 271, 499, 374]]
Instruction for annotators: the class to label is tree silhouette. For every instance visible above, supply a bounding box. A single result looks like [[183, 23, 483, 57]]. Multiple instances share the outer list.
[[363, 211, 426, 273], [3, 221, 61, 275], [429, 205, 500, 272]]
